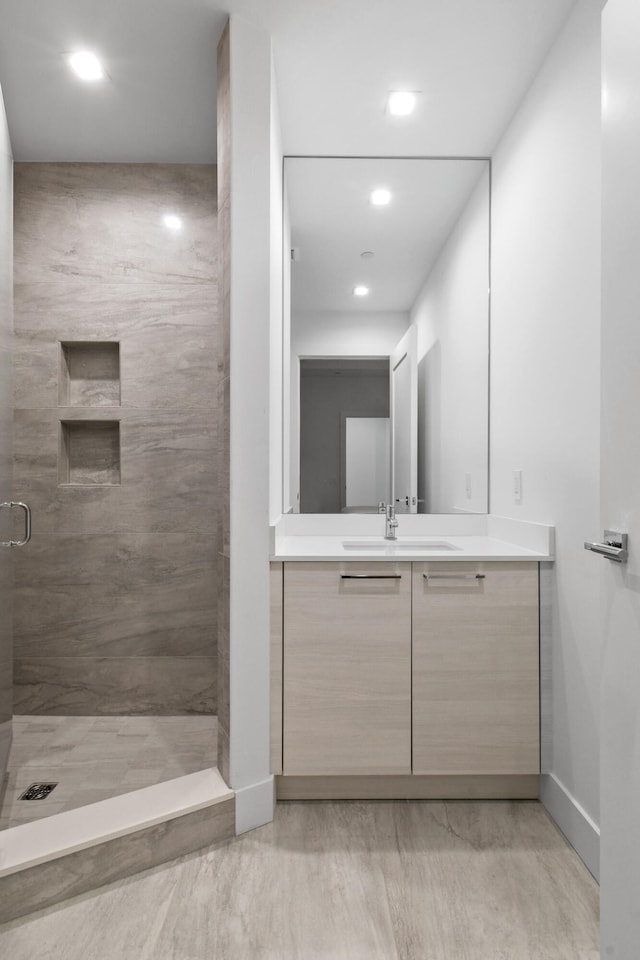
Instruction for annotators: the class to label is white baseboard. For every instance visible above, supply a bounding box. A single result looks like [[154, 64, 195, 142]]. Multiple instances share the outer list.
[[540, 772, 600, 881], [234, 776, 275, 835]]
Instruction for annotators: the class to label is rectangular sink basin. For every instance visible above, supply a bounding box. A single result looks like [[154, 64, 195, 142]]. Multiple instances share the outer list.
[[341, 539, 458, 551]]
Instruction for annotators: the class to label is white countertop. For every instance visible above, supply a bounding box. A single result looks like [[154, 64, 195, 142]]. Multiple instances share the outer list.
[[270, 515, 555, 562], [272, 534, 552, 562]]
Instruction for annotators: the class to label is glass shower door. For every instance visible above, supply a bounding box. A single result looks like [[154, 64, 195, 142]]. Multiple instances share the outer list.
[[0, 122, 12, 785], [0, 498, 14, 782], [0, 318, 11, 786], [0, 497, 32, 786]]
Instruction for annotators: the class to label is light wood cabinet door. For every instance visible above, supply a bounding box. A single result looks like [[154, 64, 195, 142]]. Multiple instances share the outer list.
[[412, 561, 540, 775], [283, 561, 412, 776]]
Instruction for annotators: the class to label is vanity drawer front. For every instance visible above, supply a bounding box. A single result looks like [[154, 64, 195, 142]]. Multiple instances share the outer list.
[[283, 561, 412, 776], [412, 561, 539, 776]]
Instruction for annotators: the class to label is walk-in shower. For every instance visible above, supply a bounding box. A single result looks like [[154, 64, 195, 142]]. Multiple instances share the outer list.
[[0, 161, 221, 831]]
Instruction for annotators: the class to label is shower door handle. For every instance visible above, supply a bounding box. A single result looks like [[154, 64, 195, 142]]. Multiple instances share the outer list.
[[0, 501, 32, 547]]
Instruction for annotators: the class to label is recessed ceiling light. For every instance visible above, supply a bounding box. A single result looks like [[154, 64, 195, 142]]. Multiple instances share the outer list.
[[68, 51, 104, 82], [163, 214, 183, 230], [370, 189, 391, 206], [387, 91, 417, 116], [353, 285, 370, 297]]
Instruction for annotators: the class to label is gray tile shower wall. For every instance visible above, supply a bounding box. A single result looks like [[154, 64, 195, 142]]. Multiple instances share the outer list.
[[12, 163, 219, 715]]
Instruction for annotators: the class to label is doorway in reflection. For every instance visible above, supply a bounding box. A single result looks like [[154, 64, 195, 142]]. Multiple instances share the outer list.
[[299, 358, 389, 513]]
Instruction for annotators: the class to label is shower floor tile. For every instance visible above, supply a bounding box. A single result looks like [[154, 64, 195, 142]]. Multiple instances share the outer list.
[[0, 715, 218, 830]]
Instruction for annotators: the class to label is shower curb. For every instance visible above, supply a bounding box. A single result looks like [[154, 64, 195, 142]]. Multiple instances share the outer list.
[[0, 768, 234, 923]]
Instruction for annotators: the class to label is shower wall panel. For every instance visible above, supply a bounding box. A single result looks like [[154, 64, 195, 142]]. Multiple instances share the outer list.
[[0, 88, 13, 771], [12, 163, 219, 715], [216, 22, 231, 781]]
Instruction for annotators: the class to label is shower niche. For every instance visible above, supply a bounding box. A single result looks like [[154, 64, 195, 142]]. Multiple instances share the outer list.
[[59, 420, 121, 485], [59, 340, 120, 407], [58, 341, 122, 486]]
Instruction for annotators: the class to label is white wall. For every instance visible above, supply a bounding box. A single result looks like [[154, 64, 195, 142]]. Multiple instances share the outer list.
[[292, 310, 409, 358], [228, 16, 274, 831], [269, 59, 284, 524], [409, 169, 489, 515], [282, 196, 292, 513], [490, 0, 602, 876], [601, 0, 640, 950]]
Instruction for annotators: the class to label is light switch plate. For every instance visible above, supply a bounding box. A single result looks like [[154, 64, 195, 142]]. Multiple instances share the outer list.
[[513, 469, 523, 504]]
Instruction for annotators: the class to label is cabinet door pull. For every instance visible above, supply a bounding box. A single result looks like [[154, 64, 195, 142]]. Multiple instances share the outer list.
[[341, 574, 402, 580], [423, 573, 485, 581]]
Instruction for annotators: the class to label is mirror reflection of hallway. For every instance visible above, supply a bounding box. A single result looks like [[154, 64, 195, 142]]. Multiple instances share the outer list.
[[299, 358, 389, 513], [285, 156, 490, 515]]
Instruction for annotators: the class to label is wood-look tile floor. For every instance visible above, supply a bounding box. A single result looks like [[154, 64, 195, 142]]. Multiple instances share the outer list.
[[0, 799, 599, 958], [0, 715, 217, 829]]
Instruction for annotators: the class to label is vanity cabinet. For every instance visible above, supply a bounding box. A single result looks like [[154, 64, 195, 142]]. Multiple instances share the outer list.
[[412, 561, 540, 776], [277, 559, 540, 795], [282, 561, 412, 775]]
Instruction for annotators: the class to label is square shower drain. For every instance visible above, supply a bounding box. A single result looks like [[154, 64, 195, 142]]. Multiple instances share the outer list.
[[19, 783, 58, 801]]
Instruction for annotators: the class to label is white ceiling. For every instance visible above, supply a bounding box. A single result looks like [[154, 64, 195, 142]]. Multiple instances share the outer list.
[[287, 157, 488, 313], [0, 0, 578, 162], [0, 0, 227, 162]]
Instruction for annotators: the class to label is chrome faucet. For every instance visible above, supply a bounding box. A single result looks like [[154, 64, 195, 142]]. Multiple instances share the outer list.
[[384, 503, 398, 541]]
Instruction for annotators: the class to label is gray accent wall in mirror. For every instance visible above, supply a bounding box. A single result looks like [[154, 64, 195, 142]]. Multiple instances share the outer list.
[[283, 156, 490, 515]]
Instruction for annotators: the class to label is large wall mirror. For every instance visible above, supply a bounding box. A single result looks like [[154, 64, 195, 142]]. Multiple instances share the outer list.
[[282, 156, 490, 515]]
